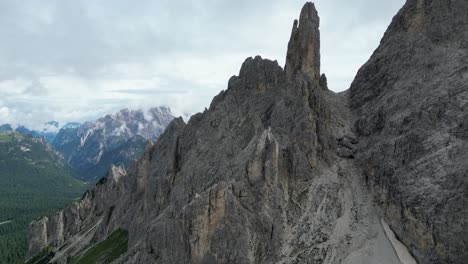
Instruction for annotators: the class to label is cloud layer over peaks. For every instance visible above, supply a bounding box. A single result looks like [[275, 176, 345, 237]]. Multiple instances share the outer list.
[[0, 0, 405, 129]]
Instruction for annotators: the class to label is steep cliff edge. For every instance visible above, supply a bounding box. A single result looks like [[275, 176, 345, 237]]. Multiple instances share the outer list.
[[27, 1, 467, 263], [350, 0, 468, 263]]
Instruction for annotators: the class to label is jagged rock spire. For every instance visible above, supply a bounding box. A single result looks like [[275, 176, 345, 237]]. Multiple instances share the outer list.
[[285, 2, 321, 81]]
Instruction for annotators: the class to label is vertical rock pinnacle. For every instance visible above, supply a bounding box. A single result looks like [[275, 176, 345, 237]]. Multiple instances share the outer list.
[[285, 2, 321, 81]]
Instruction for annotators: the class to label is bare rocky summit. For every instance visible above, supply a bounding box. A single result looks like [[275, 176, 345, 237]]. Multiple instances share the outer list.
[[285, 2, 321, 81], [27, 1, 467, 263]]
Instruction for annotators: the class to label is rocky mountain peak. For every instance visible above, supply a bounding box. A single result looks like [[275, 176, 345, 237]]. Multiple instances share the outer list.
[[52, 107, 175, 182], [319, 73, 328, 90], [285, 2, 320, 81], [236, 56, 283, 92]]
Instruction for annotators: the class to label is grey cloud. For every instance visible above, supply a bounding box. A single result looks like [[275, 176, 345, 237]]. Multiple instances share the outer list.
[[111, 89, 188, 95], [0, 0, 405, 77], [0, 0, 406, 128]]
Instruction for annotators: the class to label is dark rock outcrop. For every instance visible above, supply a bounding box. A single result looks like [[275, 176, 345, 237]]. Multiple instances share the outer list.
[[319, 73, 328, 91], [27, 1, 467, 263]]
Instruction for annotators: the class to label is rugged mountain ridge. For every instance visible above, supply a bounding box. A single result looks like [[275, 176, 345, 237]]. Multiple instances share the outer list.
[[28, 1, 467, 263], [53, 107, 174, 182]]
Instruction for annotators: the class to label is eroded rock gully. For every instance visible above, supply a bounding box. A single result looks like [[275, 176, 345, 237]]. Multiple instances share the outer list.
[[28, 1, 467, 263]]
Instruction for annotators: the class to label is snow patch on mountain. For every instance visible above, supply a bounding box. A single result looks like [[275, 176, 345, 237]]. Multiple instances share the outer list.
[[80, 129, 95, 147], [20, 146, 31, 152]]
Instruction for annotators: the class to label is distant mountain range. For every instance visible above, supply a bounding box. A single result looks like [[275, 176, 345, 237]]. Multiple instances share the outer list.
[[52, 107, 175, 182], [0, 107, 175, 183], [0, 121, 81, 143]]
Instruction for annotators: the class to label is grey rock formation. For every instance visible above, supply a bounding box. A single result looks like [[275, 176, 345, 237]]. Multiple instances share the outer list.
[[319, 74, 328, 91], [27, 1, 467, 263], [27, 164, 127, 260], [350, 0, 468, 263], [285, 2, 321, 81]]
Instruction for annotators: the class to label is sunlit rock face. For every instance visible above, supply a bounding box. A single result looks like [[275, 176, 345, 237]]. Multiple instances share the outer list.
[[28, 1, 468, 263]]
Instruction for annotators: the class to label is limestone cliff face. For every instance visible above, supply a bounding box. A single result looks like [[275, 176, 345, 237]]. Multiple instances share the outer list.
[[350, 0, 468, 263], [27, 164, 127, 260], [28, 1, 467, 263]]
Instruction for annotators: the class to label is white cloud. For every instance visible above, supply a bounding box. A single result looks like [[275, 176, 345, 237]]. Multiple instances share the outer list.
[[113, 122, 129, 137], [0, 0, 406, 128], [0, 107, 11, 123]]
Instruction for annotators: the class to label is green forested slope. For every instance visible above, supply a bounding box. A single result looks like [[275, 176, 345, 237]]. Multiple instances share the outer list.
[[0, 131, 86, 263]]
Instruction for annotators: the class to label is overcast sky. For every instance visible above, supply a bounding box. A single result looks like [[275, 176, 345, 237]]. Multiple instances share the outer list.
[[0, 0, 405, 130]]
